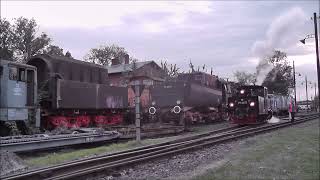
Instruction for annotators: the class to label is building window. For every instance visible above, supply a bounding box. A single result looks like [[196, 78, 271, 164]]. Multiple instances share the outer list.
[[195, 75, 202, 81]]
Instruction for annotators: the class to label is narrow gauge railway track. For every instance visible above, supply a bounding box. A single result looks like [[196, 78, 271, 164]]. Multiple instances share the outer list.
[[0, 131, 120, 153], [2, 113, 318, 180], [0, 126, 185, 153]]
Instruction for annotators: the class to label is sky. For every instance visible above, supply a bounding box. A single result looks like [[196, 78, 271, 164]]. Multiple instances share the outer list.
[[1, 0, 319, 101]]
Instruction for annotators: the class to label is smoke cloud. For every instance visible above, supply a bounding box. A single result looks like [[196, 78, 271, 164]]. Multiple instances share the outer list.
[[251, 7, 307, 85]]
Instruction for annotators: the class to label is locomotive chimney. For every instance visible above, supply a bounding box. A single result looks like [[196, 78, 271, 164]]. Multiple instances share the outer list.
[[124, 54, 129, 64], [111, 58, 120, 66]]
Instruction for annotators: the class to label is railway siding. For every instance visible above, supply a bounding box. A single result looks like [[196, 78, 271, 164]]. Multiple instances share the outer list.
[[21, 123, 229, 168]]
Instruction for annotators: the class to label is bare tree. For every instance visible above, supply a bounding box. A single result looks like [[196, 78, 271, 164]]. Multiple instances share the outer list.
[[234, 71, 257, 85], [85, 44, 130, 66], [160, 60, 180, 78]]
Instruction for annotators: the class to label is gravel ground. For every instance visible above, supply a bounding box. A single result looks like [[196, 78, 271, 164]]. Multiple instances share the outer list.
[[83, 119, 318, 180], [83, 139, 240, 180], [0, 151, 27, 176]]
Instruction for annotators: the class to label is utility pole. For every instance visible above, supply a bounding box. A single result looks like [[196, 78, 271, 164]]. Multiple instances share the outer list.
[[305, 76, 309, 112], [134, 81, 141, 143], [134, 80, 141, 143], [313, 12, 320, 111], [314, 82, 317, 111], [293, 60, 297, 107], [131, 59, 141, 143]]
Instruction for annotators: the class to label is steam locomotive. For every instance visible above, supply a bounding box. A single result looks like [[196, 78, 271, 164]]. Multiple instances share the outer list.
[[147, 72, 232, 125], [228, 85, 291, 125]]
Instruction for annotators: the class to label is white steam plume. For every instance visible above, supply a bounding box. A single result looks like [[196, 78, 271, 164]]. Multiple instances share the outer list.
[[251, 7, 307, 85]]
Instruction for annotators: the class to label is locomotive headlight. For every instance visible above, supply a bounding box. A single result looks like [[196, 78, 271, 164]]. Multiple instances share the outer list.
[[151, 101, 156, 106], [240, 89, 245, 94], [173, 106, 181, 114], [250, 102, 255, 107], [149, 107, 156, 115], [229, 102, 234, 107], [176, 100, 181, 104]]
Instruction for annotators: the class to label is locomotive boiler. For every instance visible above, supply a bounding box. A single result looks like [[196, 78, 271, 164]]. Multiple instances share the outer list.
[[148, 72, 231, 124], [27, 54, 128, 129]]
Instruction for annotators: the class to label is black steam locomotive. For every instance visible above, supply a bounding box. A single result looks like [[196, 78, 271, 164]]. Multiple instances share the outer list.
[[147, 72, 232, 125], [228, 85, 272, 125]]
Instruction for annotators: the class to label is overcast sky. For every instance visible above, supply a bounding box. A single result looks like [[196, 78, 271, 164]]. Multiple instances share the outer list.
[[1, 1, 319, 100]]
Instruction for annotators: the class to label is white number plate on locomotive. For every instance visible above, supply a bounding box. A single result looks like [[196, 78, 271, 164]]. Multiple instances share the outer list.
[[238, 101, 247, 105]]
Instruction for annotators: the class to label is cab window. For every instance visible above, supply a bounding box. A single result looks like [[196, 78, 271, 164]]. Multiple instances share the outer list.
[[18, 68, 26, 81], [9, 66, 18, 80], [9, 66, 26, 81]]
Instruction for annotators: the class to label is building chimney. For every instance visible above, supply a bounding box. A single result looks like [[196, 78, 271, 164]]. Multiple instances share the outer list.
[[111, 58, 120, 66], [124, 54, 129, 64]]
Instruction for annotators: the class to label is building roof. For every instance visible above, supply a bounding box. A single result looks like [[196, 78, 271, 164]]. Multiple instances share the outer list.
[[106, 61, 154, 74], [29, 54, 106, 69]]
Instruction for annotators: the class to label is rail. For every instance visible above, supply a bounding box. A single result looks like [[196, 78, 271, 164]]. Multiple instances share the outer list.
[[0, 131, 120, 153], [2, 113, 318, 180]]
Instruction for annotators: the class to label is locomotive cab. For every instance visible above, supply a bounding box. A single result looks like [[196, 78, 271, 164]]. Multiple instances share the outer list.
[[0, 60, 40, 136]]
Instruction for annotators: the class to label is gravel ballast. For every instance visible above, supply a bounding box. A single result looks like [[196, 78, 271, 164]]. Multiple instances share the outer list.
[[84, 120, 318, 180], [0, 151, 27, 176]]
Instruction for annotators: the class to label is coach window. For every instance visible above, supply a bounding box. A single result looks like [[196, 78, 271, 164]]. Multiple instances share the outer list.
[[18, 68, 26, 81], [0, 66, 3, 77], [9, 66, 18, 80], [80, 69, 84, 82]]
